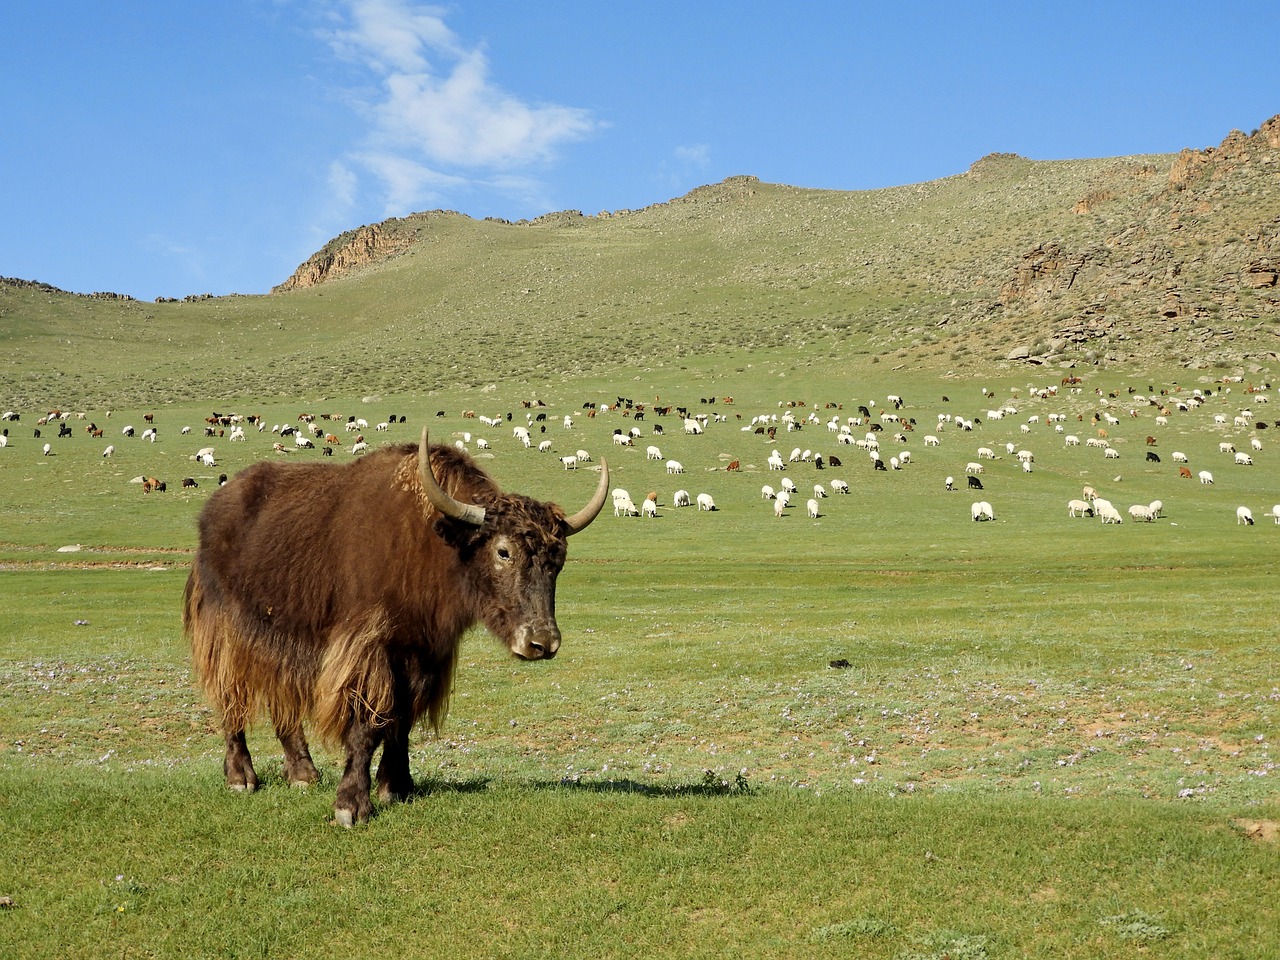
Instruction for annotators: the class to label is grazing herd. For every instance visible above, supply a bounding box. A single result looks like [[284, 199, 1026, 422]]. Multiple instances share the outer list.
[[4, 375, 1278, 536]]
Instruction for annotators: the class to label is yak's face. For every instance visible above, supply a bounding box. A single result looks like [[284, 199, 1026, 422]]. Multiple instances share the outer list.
[[441, 497, 570, 660]]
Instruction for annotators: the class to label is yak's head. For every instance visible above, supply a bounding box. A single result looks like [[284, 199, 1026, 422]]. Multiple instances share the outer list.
[[419, 428, 609, 660]]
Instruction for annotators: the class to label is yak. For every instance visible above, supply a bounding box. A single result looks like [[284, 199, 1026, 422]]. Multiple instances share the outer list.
[[185, 427, 609, 825]]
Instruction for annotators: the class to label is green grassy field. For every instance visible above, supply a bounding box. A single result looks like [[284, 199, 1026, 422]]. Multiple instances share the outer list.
[[1, 357, 1276, 958]]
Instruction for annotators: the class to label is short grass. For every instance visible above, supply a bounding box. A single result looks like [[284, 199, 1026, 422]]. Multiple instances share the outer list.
[[1, 363, 1278, 958]]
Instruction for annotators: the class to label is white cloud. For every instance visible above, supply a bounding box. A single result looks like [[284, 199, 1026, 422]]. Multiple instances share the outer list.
[[674, 144, 711, 168], [326, 0, 599, 214]]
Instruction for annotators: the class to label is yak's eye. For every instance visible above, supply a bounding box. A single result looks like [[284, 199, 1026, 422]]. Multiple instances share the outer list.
[[497, 545, 512, 561]]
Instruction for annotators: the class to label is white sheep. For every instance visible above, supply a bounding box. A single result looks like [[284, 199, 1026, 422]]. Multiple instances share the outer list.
[[970, 501, 994, 521], [773, 497, 786, 518], [977, 446, 997, 460], [1128, 504, 1155, 522], [1234, 452, 1254, 466], [945, 475, 954, 491], [761, 484, 776, 500], [646, 445, 662, 460], [767, 453, 785, 471], [560, 456, 578, 470], [1064, 435, 1080, 446], [666, 459, 684, 475], [576, 449, 591, 462], [673, 489, 691, 507], [1250, 437, 1263, 451], [1067, 499, 1093, 517], [780, 477, 796, 494], [538, 440, 553, 453], [1199, 470, 1214, 484], [806, 498, 820, 518], [477, 438, 490, 450], [1219, 441, 1236, 454], [813, 484, 827, 498], [102, 444, 114, 458], [1172, 451, 1188, 463], [42, 442, 52, 456], [1237, 505, 1255, 525], [1097, 503, 1124, 524], [614, 496, 639, 517], [1104, 447, 1120, 459], [642, 497, 658, 518], [924, 435, 940, 446], [965, 462, 984, 475], [1267, 504, 1280, 524], [1148, 499, 1164, 518], [831, 479, 850, 494], [696, 493, 716, 511]]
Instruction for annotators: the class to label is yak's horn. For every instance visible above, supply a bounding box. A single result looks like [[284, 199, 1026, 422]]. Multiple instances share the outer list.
[[419, 428, 486, 526], [564, 459, 610, 535]]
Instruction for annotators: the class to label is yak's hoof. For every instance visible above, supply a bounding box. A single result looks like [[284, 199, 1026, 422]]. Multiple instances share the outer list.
[[333, 808, 355, 828], [228, 782, 256, 793]]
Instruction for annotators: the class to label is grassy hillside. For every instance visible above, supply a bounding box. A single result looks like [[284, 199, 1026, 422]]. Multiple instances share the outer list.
[[3, 118, 1277, 411]]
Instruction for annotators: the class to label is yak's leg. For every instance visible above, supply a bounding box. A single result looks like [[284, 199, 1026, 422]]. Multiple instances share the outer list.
[[274, 720, 320, 787], [223, 729, 259, 792], [375, 700, 414, 804], [334, 717, 382, 827]]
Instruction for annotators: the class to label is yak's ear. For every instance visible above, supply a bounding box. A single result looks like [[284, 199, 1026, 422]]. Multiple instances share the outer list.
[[433, 516, 484, 554]]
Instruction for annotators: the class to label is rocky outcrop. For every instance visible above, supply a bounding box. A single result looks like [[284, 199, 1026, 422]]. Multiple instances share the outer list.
[[273, 222, 410, 292]]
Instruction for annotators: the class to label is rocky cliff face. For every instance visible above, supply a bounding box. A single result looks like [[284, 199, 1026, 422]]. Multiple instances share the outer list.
[[993, 116, 1280, 366], [272, 222, 411, 292]]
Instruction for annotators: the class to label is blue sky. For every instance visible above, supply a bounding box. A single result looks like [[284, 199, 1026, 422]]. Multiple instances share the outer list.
[[2, 1, 1276, 301]]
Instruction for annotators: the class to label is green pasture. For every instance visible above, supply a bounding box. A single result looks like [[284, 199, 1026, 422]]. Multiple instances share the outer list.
[[1, 363, 1277, 958]]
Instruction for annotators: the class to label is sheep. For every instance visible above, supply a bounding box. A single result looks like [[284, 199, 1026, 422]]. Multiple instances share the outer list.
[[1198, 470, 1214, 484], [965, 462, 984, 475], [1148, 499, 1164, 518], [970, 501, 994, 521], [924, 435, 940, 446], [780, 477, 797, 494], [642, 497, 659, 518], [1219, 441, 1236, 454], [351, 441, 369, 455], [1267, 504, 1280, 524], [613, 496, 639, 517], [646, 445, 662, 461], [945, 475, 954, 491], [1171, 451, 1188, 463], [611, 433, 632, 446], [898, 450, 911, 465], [1097, 503, 1124, 524], [813, 484, 827, 498], [761, 484, 776, 500], [683, 418, 703, 435], [42, 442, 52, 456], [696, 493, 716, 511], [560, 456, 578, 470], [673, 489, 691, 507], [1237, 505, 1255, 525], [1104, 447, 1121, 459], [575, 449, 591, 462], [1128, 504, 1155, 522], [1016, 450, 1034, 463], [1250, 437, 1263, 452], [666, 459, 684, 475], [1064, 435, 1080, 446], [1067, 499, 1093, 518], [773, 497, 786, 518], [806, 498, 820, 518], [1082, 485, 1098, 501], [977, 446, 997, 460], [830, 479, 850, 494], [102, 444, 115, 458], [538, 440, 553, 453], [767, 452, 785, 471], [1234, 452, 1254, 466]]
